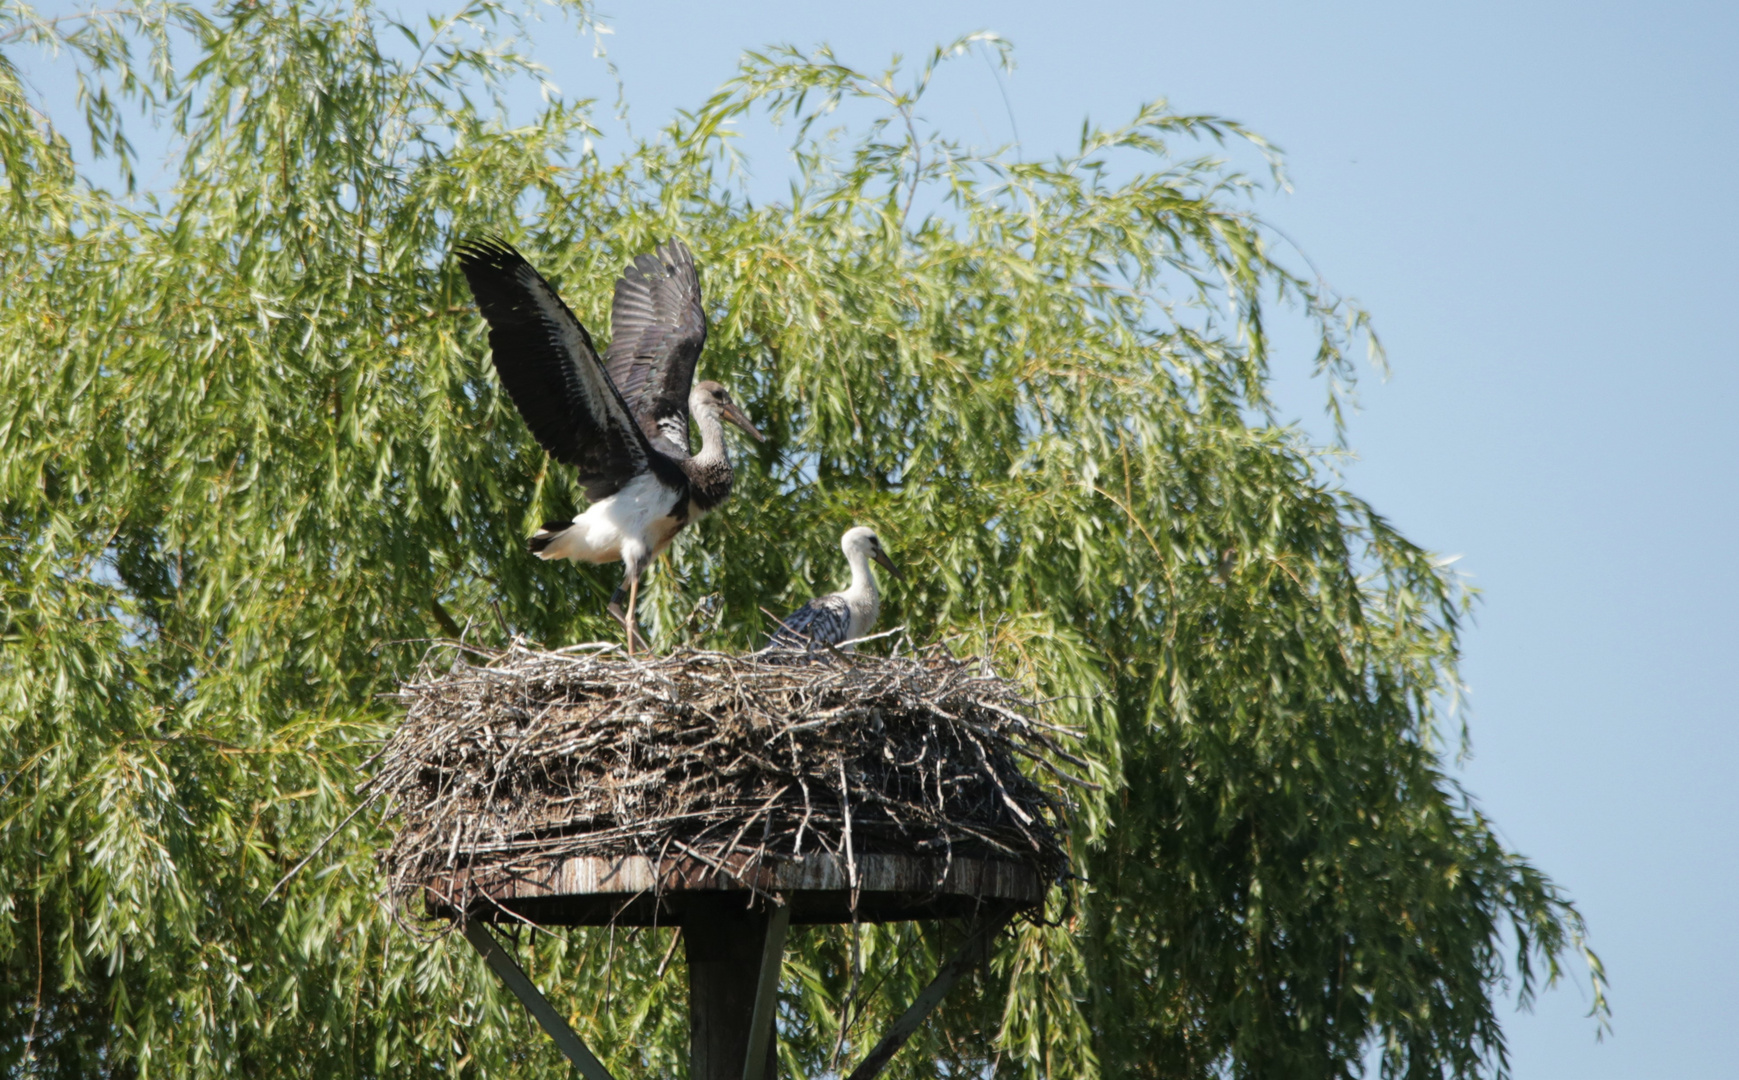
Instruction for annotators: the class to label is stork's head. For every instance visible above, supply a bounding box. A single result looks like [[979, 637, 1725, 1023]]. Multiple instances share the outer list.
[[691, 380, 766, 442], [842, 526, 903, 580]]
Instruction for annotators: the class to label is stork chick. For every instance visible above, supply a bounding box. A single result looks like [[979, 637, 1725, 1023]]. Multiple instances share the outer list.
[[771, 527, 902, 652]]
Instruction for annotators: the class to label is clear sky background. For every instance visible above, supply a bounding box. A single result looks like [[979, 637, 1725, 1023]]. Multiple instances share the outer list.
[[15, 0, 1739, 1075], [525, 6, 1739, 1072]]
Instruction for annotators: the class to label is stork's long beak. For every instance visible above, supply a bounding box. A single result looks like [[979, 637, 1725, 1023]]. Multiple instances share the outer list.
[[721, 400, 767, 442], [872, 548, 905, 582]]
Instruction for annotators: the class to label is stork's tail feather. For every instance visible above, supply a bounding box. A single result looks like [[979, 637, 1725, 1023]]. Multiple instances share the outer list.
[[527, 520, 574, 558]]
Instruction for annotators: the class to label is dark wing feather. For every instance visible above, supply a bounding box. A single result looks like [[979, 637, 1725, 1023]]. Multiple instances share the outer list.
[[771, 593, 852, 648], [456, 238, 654, 501], [604, 239, 707, 453]]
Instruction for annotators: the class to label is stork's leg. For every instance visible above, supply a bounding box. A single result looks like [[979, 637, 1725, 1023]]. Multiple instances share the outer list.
[[607, 578, 647, 655], [625, 574, 640, 658]]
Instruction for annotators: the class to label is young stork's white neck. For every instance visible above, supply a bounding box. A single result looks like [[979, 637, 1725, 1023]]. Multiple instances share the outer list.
[[838, 527, 885, 645]]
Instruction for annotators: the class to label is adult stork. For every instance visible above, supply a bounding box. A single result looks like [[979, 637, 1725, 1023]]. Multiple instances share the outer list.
[[456, 237, 764, 654], [770, 526, 902, 652]]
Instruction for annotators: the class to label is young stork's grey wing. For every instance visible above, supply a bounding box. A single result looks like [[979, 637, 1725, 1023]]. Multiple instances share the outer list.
[[771, 593, 853, 649], [604, 239, 707, 455], [456, 238, 655, 500]]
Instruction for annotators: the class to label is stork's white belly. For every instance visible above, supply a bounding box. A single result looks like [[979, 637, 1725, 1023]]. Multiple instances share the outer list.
[[847, 592, 879, 645], [535, 473, 685, 568]]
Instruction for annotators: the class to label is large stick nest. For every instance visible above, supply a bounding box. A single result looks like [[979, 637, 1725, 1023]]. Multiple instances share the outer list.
[[374, 641, 1085, 919]]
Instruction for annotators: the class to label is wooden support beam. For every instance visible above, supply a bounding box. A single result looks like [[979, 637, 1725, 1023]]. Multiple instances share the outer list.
[[686, 898, 785, 1080], [741, 903, 791, 1080], [844, 909, 1016, 1080], [461, 920, 617, 1080]]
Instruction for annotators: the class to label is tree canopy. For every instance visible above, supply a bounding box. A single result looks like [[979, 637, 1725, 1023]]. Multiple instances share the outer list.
[[0, 1, 1605, 1077]]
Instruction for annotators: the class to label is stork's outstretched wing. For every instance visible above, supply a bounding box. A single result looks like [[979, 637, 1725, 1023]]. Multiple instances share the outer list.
[[771, 594, 853, 649], [605, 239, 707, 455], [456, 238, 654, 501]]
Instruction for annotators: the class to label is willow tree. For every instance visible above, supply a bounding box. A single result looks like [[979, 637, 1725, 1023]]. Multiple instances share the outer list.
[[0, 1, 1604, 1077]]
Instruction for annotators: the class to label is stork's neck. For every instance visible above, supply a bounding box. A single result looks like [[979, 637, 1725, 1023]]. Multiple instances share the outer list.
[[690, 403, 731, 469], [843, 547, 877, 602], [839, 545, 880, 644], [684, 402, 734, 510]]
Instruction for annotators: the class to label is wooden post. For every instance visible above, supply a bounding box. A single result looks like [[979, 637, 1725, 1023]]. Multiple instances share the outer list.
[[684, 897, 782, 1080], [742, 903, 791, 1080], [461, 921, 617, 1080], [844, 908, 1013, 1080]]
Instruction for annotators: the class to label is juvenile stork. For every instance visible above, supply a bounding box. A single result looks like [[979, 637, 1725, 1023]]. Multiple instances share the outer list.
[[456, 237, 764, 654], [770, 526, 902, 652]]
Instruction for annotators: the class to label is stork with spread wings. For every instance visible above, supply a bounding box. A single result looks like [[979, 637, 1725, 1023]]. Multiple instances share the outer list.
[[457, 237, 764, 654]]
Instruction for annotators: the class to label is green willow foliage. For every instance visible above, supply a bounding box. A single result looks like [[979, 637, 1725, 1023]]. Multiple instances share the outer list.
[[0, 1, 1605, 1077]]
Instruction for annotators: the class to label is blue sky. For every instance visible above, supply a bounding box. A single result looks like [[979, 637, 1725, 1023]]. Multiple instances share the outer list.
[[14, 0, 1738, 1074], [515, 6, 1739, 1071]]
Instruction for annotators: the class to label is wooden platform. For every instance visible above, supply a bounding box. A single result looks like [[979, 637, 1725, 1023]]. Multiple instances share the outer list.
[[426, 851, 1045, 926]]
